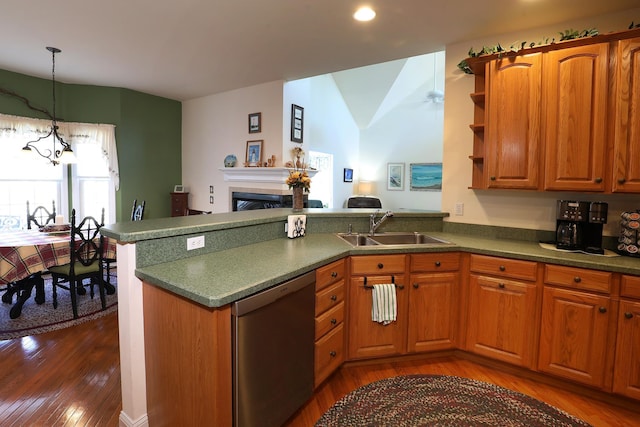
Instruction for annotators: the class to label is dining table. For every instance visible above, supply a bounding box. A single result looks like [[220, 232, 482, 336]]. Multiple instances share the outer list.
[[0, 229, 116, 319]]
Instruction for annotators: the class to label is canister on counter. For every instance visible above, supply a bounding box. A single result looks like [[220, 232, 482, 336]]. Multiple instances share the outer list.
[[618, 210, 640, 257]]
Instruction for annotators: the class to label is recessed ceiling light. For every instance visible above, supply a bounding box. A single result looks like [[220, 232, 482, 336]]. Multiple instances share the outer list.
[[354, 6, 376, 22]]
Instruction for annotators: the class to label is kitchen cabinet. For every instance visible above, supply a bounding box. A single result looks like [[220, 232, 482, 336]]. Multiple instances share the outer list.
[[408, 253, 460, 353], [347, 255, 408, 360], [543, 43, 609, 191], [314, 259, 346, 387], [612, 37, 640, 193], [466, 254, 540, 368], [538, 265, 614, 389], [170, 192, 189, 217], [613, 275, 640, 399], [485, 53, 542, 189]]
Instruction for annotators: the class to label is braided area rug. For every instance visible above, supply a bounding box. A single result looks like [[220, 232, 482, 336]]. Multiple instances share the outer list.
[[0, 275, 117, 340], [315, 374, 592, 427]]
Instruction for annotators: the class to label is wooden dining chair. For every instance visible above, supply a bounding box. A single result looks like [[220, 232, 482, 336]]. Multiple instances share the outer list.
[[49, 208, 106, 319], [26, 200, 57, 230]]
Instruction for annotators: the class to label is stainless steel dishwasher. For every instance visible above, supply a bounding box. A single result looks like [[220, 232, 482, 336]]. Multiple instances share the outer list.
[[232, 271, 315, 427]]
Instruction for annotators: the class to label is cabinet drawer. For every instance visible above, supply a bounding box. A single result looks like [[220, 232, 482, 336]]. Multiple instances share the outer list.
[[470, 254, 537, 281], [410, 252, 460, 272], [316, 280, 344, 316], [315, 301, 344, 338], [314, 324, 344, 388], [621, 275, 640, 299], [544, 264, 612, 293], [351, 255, 406, 275], [316, 259, 346, 292]]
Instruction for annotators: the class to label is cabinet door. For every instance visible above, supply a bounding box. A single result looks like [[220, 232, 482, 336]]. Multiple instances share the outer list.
[[407, 272, 458, 353], [612, 37, 640, 193], [613, 300, 640, 399], [466, 274, 538, 368], [347, 275, 408, 360], [543, 43, 609, 191], [538, 286, 611, 388], [486, 53, 542, 189]]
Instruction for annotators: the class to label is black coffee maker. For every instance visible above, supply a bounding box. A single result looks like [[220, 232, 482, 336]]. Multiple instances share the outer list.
[[556, 200, 608, 254]]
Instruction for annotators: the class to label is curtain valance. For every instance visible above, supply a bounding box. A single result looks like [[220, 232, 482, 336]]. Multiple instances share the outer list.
[[0, 113, 120, 190]]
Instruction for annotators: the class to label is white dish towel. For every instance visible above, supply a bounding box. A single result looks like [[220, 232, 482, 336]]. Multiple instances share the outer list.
[[371, 283, 397, 325]]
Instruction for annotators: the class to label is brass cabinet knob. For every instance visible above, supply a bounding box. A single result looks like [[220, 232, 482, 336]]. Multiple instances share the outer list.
[[329, 351, 337, 357], [377, 263, 384, 269], [574, 276, 581, 283], [490, 176, 496, 181], [413, 283, 419, 289], [618, 178, 626, 184], [599, 306, 607, 314], [330, 318, 337, 324], [498, 283, 505, 289], [435, 261, 441, 267], [624, 312, 633, 319], [331, 271, 338, 278], [499, 265, 505, 272], [330, 295, 337, 301], [595, 177, 602, 183]]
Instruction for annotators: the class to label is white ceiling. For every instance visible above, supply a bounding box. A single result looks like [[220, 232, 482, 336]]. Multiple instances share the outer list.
[[1, 0, 638, 101]]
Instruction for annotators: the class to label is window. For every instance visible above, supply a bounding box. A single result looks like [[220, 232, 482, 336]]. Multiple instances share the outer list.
[[0, 114, 119, 230]]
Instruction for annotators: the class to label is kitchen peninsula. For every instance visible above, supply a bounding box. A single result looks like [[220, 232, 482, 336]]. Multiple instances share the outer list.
[[101, 209, 640, 426]]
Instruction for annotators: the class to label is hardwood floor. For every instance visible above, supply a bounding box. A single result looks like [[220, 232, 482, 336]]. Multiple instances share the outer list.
[[0, 311, 121, 426], [1, 311, 638, 426]]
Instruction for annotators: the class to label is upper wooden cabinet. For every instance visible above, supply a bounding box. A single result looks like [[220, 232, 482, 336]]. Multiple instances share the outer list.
[[467, 28, 640, 193], [543, 43, 609, 191], [612, 37, 640, 193], [486, 53, 542, 189]]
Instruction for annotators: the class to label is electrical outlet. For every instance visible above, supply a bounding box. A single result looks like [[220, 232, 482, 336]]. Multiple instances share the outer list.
[[209, 185, 214, 194], [455, 202, 464, 216], [187, 235, 205, 250], [209, 195, 214, 204]]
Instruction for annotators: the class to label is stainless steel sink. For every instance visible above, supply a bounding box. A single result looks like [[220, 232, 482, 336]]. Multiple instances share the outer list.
[[337, 232, 452, 247]]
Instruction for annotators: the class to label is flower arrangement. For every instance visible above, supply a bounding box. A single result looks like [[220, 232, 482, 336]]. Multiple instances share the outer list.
[[285, 147, 311, 192]]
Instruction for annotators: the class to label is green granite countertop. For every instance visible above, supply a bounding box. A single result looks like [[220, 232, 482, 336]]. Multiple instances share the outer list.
[[135, 230, 640, 308]]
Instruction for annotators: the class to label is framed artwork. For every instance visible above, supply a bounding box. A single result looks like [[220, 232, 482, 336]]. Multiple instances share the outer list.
[[245, 140, 263, 166], [387, 163, 404, 191], [248, 112, 261, 133], [343, 168, 353, 183], [290, 104, 304, 143], [410, 163, 443, 191]]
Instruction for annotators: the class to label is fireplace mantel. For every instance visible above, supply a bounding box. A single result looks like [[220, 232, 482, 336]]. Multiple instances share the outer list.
[[219, 167, 318, 183]]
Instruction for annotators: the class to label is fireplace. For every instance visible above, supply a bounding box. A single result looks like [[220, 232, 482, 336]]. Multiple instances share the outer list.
[[232, 191, 308, 211]]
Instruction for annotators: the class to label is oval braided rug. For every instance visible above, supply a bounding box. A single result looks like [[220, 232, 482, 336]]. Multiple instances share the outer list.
[[315, 374, 592, 427]]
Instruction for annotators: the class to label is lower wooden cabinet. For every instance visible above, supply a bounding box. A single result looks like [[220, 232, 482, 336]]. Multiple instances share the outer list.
[[538, 286, 612, 388], [314, 259, 346, 387], [613, 275, 640, 399], [466, 255, 539, 368]]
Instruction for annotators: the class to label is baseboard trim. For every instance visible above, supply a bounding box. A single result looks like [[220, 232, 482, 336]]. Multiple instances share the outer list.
[[119, 411, 148, 427]]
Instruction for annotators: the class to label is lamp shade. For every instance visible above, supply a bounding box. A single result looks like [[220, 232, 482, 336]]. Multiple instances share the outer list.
[[358, 181, 375, 196]]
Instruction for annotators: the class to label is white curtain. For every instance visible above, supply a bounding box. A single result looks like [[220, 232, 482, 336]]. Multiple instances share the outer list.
[[0, 113, 120, 190]]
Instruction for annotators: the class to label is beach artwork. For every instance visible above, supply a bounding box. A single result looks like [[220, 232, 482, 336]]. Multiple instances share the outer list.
[[387, 163, 405, 191], [410, 163, 442, 191]]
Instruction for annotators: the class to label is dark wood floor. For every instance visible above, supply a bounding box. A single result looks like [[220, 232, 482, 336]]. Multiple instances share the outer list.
[[1, 311, 638, 426]]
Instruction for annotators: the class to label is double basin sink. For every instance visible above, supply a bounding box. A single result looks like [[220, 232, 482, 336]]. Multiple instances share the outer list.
[[337, 232, 453, 247]]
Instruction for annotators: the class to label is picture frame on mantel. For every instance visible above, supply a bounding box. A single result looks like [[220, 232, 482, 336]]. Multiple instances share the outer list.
[[291, 104, 303, 143], [248, 112, 261, 133], [246, 140, 263, 167]]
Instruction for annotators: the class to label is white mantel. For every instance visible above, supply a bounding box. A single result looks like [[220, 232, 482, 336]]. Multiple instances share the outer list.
[[219, 167, 318, 183]]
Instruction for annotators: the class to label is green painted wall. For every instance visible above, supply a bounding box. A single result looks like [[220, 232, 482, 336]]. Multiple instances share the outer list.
[[0, 69, 182, 221]]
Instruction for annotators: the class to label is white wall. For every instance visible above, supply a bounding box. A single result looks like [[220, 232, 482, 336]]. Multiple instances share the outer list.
[[182, 81, 284, 212], [286, 75, 360, 207], [442, 8, 640, 236]]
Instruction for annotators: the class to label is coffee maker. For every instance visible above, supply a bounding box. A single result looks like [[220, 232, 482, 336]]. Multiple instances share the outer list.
[[556, 200, 608, 254]]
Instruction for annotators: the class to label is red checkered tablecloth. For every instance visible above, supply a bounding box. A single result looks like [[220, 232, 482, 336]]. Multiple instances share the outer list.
[[0, 231, 116, 285]]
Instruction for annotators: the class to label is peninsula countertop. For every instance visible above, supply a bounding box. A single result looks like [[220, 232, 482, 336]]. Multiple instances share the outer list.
[[130, 228, 640, 309]]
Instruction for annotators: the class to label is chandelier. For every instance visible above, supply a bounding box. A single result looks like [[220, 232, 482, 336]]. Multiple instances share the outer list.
[[22, 46, 75, 165]]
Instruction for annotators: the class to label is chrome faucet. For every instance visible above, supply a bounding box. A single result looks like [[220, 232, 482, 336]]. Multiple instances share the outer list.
[[369, 210, 394, 235]]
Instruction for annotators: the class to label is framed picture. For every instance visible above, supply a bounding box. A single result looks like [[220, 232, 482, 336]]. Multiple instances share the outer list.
[[387, 163, 405, 191], [248, 112, 261, 133], [291, 104, 304, 143], [410, 163, 443, 191], [245, 140, 263, 166], [343, 168, 353, 183]]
